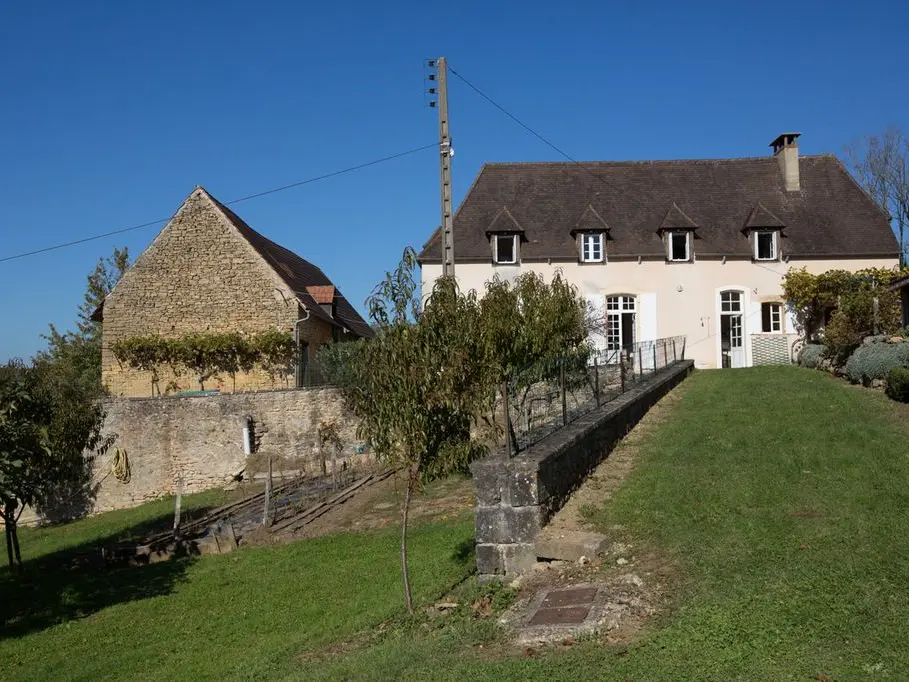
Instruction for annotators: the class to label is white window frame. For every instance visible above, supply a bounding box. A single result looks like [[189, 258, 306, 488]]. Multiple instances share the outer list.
[[605, 294, 636, 351], [762, 302, 783, 333], [668, 231, 690, 262], [580, 232, 605, 263], [493, 234, 518, 265], [754, 230, 778, 261]]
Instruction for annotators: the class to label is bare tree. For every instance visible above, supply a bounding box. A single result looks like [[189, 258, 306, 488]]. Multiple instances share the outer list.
[[846, 128, 909, 267]]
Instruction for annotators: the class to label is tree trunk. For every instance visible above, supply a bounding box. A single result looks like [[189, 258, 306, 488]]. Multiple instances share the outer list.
[[4, 521, 13, 570], [400, 465, 418, 614], [11, 520, 22, 569]]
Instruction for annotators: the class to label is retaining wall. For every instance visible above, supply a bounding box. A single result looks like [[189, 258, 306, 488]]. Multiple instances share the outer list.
[[92, 387, 366, 513], [470, 360, 694, 578]]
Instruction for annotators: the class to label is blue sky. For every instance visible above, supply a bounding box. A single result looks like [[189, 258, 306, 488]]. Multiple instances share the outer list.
[[1, 0, 906, 361]]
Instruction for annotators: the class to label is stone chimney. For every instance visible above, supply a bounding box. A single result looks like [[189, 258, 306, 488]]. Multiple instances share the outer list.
[[770, 132, 801, 192]]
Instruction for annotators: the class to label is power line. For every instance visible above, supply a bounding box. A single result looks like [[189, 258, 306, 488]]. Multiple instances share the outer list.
[[448, 66, 672, 225], [0, 143, 437, 264]]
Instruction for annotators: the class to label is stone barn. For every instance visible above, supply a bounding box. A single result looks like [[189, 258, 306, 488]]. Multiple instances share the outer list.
[[95, 186, 372, 397]]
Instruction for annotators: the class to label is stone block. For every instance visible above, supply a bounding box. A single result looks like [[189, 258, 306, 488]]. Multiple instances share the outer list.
[[474, 506, 506, 544], [502, 543, 537, 576], [471, 458, 506, 505], [535, 530, 609, 562], [509, 466, 542, 507], [503, 505, 543, 543], [475, 543, 504, 575]]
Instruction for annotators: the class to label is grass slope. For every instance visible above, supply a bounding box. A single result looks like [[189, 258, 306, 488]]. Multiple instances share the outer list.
[[2, 493, 473, 681], [3, 367, 909, 680], [291, 367, 909, 680]]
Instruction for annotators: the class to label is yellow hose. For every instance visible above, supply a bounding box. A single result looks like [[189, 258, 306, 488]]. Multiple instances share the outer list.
[[111, 447, 131, 484]]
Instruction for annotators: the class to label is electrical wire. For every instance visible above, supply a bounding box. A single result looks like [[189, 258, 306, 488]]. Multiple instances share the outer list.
[[0, 143, 437, 264], [448, 66, 671, 224], [449, 65, 811, 269]]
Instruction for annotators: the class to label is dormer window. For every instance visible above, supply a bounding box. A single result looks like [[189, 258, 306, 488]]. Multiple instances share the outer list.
[[754, 230, 778, 261], [494, 234, 518, 264], [658, 203, 697, 263], [580, 232, 605, 263], [668, 231, 690, 262]]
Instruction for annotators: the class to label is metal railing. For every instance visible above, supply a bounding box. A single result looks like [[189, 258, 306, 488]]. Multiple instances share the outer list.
[[502, 336, 686, 455]]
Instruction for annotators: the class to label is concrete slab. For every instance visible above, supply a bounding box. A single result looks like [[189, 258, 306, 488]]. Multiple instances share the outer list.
[[500, 582, 612, 646], [535, 530, 609, 562], [540, 587, 598, 608], [528, 605, 591, 626]]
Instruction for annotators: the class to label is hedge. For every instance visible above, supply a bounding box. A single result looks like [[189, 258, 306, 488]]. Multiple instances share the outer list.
[[885, 366, 909, 403], [844, 341, 909, 384]]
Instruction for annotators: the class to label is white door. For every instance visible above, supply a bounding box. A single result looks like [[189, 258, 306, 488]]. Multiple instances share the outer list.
[[720, 291, 745, 368]]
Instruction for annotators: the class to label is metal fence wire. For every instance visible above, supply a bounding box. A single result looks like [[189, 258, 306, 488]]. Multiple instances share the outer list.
[[503, 336, 686, 455]]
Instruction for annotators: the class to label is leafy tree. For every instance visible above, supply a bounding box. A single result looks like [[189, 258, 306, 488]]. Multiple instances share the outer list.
[[783, 266, 907, 360], [332, 251, 590, 613], [37, 247, 130, 397], [336, 248, 489, 612], [0, 365, 49, 570], [0, 361, 110, 570], [476, 272, 589, 448]]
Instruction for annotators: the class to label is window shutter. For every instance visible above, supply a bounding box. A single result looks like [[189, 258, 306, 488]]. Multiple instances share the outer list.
[[586, 294, 607, 352], [639, 293, 657, 342]]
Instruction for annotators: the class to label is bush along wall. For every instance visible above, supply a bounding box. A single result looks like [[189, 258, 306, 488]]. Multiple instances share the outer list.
[[798, 344, 826, 369], [886, 366, 909, 403], [843, 336, 909, 387]]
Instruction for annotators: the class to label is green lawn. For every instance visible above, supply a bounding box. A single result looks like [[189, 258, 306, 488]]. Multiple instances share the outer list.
[[4, 367, 909, 680]]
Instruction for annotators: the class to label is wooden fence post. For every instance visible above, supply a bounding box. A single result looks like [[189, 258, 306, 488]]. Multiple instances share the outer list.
[[560, 363, 568, 426], [502, 381, 513, 457], [173, 476, 183, 540], [652, 345, 657, 375], [263, 457, 273, 527], [593, 356, 601, 407]]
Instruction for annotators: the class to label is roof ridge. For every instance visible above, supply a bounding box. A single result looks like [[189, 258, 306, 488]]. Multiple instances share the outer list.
[[481, 154, 833, 167]]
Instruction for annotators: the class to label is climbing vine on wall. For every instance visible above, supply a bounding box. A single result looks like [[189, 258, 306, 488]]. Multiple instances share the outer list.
[[782, 266, 908, 359], [111, 330, 295, 392]]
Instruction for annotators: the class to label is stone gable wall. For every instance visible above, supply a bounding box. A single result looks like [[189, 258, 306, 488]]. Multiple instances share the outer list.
[[92, 387, 368, 513], [101, 189, 334, 397]]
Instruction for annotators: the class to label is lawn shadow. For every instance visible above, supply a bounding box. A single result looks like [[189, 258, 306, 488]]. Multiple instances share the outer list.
[[451, 536, 475, 566], [0, 506, 218, 640]]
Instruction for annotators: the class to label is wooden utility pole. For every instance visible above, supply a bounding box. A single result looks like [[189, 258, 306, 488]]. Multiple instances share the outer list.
[[432, 57, 455, 278]]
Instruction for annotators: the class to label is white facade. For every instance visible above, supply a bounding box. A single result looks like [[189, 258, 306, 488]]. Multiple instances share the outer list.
[[421, 256, 899, 369]]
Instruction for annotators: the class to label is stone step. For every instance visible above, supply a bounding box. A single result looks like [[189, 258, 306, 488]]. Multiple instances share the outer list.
[[535, 529, 609, 562]]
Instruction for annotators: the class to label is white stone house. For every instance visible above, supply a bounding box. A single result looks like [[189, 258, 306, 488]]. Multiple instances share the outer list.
[[419, 134, 901, 369]]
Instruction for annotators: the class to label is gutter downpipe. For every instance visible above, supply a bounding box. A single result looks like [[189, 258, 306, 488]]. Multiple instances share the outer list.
[[293, 307, 311, 388]]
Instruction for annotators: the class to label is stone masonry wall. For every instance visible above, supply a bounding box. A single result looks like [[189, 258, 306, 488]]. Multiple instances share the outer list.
[[101, 188, 334, 397], [92, 387, 367, 513], [471, 360, 694, 578]]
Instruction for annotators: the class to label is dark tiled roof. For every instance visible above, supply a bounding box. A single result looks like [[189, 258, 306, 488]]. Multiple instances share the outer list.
[[571, 205, 610, 236], [744, 202, 786, 231], [419, 155, 899, 262], [210, 195, 374, 338], [485, 206, 524, 235], [658, 202, 699, 231]]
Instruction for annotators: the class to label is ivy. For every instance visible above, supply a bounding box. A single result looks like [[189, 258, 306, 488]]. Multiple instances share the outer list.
[[110, 331, 295, 392]]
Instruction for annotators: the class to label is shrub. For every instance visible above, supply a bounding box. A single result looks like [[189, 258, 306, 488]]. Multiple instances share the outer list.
[[886, 366, 909, 402], [798, 344, 825, 369], [844, 341, 909, 384]]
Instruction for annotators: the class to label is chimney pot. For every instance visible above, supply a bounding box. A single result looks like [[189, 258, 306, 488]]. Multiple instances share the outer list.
[[770, 132, 801, 192]]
